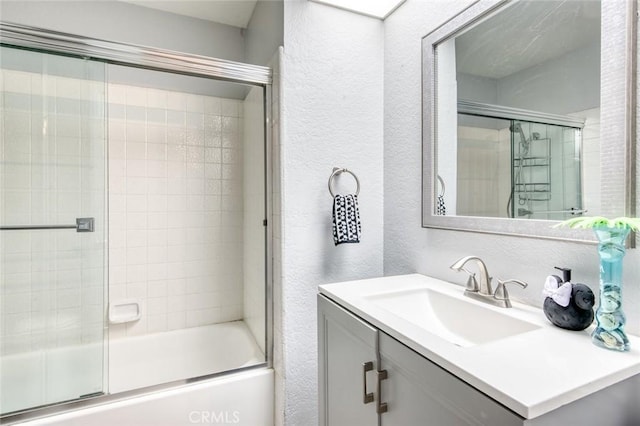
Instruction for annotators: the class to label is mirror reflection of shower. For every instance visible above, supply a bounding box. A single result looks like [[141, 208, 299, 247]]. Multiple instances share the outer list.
[[507, 119, 586, 219], [454, 107, 586, 220]]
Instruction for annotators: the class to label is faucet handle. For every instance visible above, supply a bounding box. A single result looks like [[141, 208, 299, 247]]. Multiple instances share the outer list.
[[493, 279, 528, 308], [465, 274, 479, 292]]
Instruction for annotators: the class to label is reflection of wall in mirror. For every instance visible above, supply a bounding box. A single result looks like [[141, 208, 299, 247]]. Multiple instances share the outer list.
[[436, 37, 458, 215]]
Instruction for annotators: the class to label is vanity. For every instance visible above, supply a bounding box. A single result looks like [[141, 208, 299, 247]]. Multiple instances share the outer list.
[[317, 0, 640, 423], [318, 274, 640, 425]]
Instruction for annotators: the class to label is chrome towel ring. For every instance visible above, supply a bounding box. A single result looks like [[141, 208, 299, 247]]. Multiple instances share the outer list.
[[437, 174, 445, 196], [328, 167, 360, 197]]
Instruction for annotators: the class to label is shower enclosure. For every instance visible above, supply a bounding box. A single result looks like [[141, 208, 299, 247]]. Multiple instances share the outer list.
[[455, 105, 585, 220], [508, 120, 583, 220], [0, 23, 272, 419]]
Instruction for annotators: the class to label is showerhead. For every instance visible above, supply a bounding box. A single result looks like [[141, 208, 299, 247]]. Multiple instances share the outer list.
[[510, 122, 529, 150]]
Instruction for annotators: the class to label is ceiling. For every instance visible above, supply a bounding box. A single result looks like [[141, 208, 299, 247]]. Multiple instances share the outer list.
[[117, 0, 258, 28], [455, 0, 601, 79]]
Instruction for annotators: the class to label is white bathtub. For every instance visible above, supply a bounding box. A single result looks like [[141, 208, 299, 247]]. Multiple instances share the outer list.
[[6, 321, 273, 425], [109, 321, 265, 393], [26, 368, 274, 426]]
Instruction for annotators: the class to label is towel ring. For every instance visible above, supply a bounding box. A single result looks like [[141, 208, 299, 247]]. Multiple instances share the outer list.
[[437, 174, 445, 197], [328, 167, 360, 197]]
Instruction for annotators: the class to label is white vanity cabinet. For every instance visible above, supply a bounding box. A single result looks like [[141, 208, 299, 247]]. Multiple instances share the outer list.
[[318, 293, 378, 425], [318, 293, 640, 426], [318, 294, 522, 426]]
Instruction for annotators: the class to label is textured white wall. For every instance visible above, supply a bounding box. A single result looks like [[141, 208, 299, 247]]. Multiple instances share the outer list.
[[244, 0, 284, 66], [384, 0, 639, 338], [280, 0, 384, 423]]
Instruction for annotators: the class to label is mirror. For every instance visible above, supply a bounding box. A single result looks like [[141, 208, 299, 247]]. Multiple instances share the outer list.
[[423, 0, 636, 242]]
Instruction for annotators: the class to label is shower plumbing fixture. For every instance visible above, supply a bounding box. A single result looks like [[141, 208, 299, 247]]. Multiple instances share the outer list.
[[507, 122, 532, 217]]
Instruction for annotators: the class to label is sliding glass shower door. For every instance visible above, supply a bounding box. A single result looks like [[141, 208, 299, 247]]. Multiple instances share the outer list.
[[0, 46, 107, 414]]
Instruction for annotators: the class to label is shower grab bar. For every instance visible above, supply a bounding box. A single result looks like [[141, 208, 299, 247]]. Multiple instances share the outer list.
[[0, 217, 94, 232]]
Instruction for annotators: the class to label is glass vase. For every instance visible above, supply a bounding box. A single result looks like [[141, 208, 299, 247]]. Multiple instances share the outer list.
[[591, 225, 630, 351]]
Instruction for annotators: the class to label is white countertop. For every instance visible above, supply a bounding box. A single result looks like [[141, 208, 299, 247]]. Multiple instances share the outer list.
[[319, 274, 640, 419]]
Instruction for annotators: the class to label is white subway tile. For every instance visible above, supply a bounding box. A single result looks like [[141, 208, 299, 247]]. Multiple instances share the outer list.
[[109, 138, 127, 161], [165, 295, 185, 317], [126, 212, 147, 230], [109, 248, 127, 267], [125, 316, 148, 336], [126, 282, 147, 299], [167, 312, 186, 330], [147, 314, 167, 333], [147, 124, 167, 144], [147, 229, 167, 247], [147, 89, 167, 109], [126, 159, 147, 177], [146, 160, 167, 178], [109, 266, 127, 285], [108, 84, 127, 104], [167, 91, 187, 110], [126, 142, 146, 160], [147, 143, 166, 161], [147, 246, 168, 264], [147, 194, 168, 212], [125, 86, 147, 107], [126, 177, 147, 195], [147, 297, 167, 315], [204, 97, 221, 116], [167, 278, 187, 296], [126, 122, 146, 142], [186, 128, 205, 146], [4, 70, 31, 93], [167, 126, 186, 145], [221, 99, 238, 117]]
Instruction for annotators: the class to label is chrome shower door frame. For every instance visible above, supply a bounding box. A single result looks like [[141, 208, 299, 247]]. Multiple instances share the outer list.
[[1, 21, 275, 423]]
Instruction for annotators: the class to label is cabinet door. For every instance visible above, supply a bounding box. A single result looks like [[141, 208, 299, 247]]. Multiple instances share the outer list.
[[318, 295, 378, 426], [378, 332, 522, 426]]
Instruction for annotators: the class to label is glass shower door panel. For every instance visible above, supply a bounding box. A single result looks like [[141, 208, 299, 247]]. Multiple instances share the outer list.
[[0, 47, 106, 415]]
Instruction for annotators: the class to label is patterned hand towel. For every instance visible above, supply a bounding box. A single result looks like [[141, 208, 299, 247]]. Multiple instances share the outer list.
[[332, 194, 361, 245], [436, 194, 446, 215]]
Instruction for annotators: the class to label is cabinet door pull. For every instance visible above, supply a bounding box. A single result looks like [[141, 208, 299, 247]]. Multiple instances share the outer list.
[[362, 361, 374, 404], [376, 369, 388, 414]]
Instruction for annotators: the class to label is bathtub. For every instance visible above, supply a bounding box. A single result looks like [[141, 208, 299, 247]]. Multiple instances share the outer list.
[[109, 320, 265, 393], [5, 321, 273, 425]]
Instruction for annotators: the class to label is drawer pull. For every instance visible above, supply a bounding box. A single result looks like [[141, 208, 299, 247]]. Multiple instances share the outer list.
[[362, 361, 374, 404], [377, 369, 388, 414]]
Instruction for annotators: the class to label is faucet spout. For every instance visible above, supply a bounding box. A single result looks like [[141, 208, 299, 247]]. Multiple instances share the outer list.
[[450, 256, 492, 295]]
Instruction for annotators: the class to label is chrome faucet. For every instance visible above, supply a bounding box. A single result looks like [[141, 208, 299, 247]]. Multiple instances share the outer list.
[[450, 256, 493, 295], [450, 256, 527, 308]]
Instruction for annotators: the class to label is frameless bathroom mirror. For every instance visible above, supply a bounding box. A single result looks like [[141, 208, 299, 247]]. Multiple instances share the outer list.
[[423, 0, 636, 242]]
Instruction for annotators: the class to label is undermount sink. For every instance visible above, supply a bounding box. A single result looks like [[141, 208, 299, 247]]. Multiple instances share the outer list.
[[364, 288, 540, 347]]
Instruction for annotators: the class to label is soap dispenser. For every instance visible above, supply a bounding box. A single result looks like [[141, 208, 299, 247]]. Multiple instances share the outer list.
[[542, 267, 595, 331]]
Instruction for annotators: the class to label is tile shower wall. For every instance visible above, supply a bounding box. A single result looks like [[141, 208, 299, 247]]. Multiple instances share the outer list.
[[0, 68, 106, 356], [107, 83, 245, 338]]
